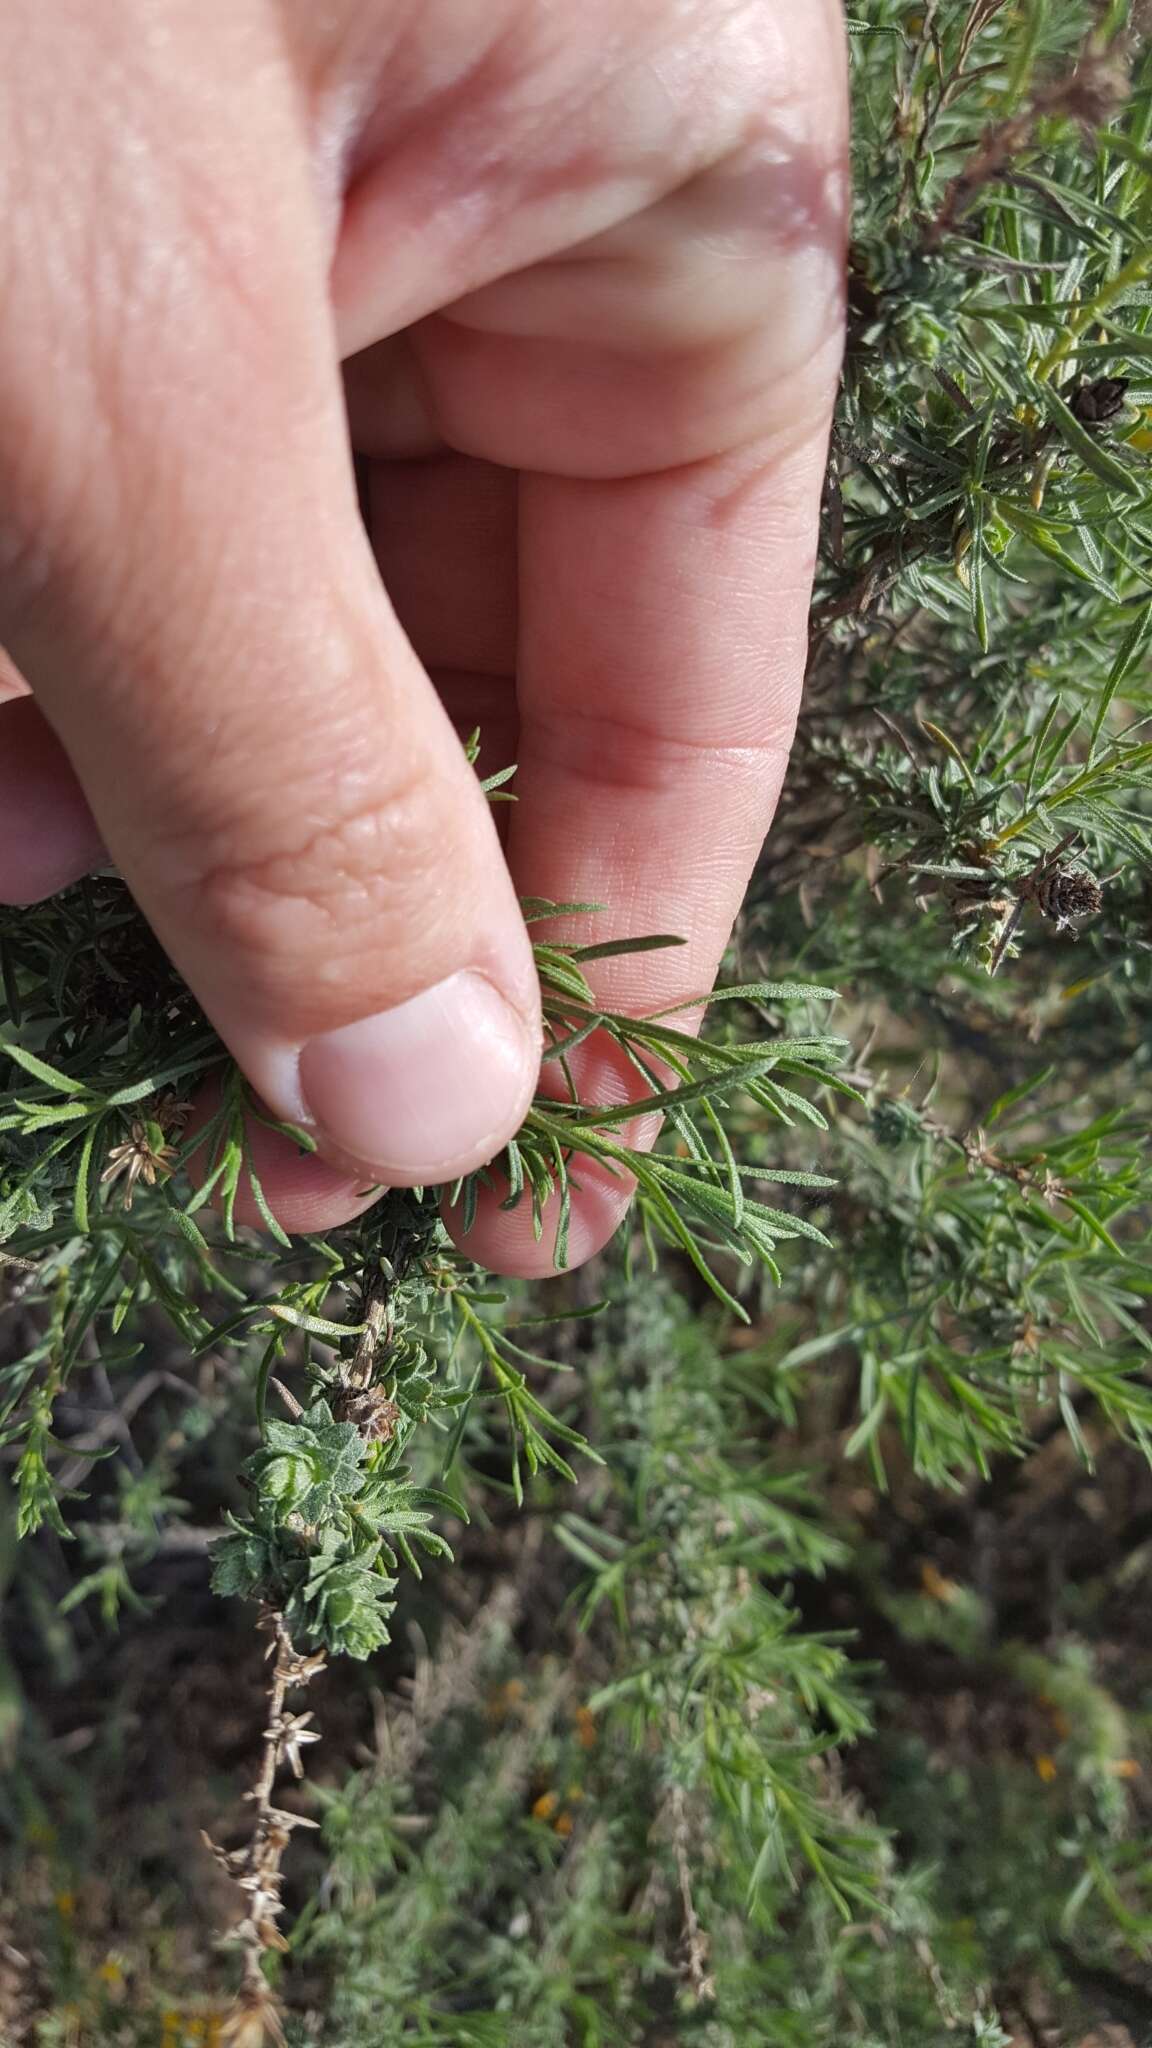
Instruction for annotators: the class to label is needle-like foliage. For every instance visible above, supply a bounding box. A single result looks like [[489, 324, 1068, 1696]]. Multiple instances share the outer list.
[[0, 871, 844, 1644]]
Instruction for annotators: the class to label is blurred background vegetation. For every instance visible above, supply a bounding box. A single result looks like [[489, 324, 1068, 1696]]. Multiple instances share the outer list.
[[5, 1, 1152, 2042]]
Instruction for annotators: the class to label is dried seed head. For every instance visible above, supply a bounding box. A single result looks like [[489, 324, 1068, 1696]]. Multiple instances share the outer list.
[[1068, 376, 1129, 426], [1037, 867, 1103, 929], [100, 1122, 177, 1209], [220, 1979, 287, 2048], [333, 1385, 401, 1443], [1059, 52, 1131, 131]]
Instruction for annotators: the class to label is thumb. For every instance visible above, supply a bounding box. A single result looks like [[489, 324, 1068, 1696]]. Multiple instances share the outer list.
[[0, 4, 540, 1186]]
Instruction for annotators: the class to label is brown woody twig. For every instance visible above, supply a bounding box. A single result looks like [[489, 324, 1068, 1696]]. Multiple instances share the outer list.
[[202, 1611, 325, 2047]]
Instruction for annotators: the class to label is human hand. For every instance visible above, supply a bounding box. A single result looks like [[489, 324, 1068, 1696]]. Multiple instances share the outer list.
[[0, 0, 849, 1274]]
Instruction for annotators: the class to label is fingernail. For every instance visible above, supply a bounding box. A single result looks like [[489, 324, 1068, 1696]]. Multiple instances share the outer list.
[[297, 971, 538, 1184]]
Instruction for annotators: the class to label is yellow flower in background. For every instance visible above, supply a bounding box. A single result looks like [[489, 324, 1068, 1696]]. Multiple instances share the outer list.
[[920, 1562, 959, 1603]]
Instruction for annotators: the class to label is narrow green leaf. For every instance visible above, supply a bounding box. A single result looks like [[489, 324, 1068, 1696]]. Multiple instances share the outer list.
[[0, 1040, 88, 1095], [1091, 597, 1152, 757], [1040, 381, 1144, 498], [569, 933, 687, 963]]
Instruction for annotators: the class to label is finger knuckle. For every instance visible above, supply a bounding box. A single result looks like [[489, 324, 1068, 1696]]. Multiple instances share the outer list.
[[168, 748, 460, 977]]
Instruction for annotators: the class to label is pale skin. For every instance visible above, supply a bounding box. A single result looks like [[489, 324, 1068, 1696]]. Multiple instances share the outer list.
[[0, 0, 849, 1276]]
